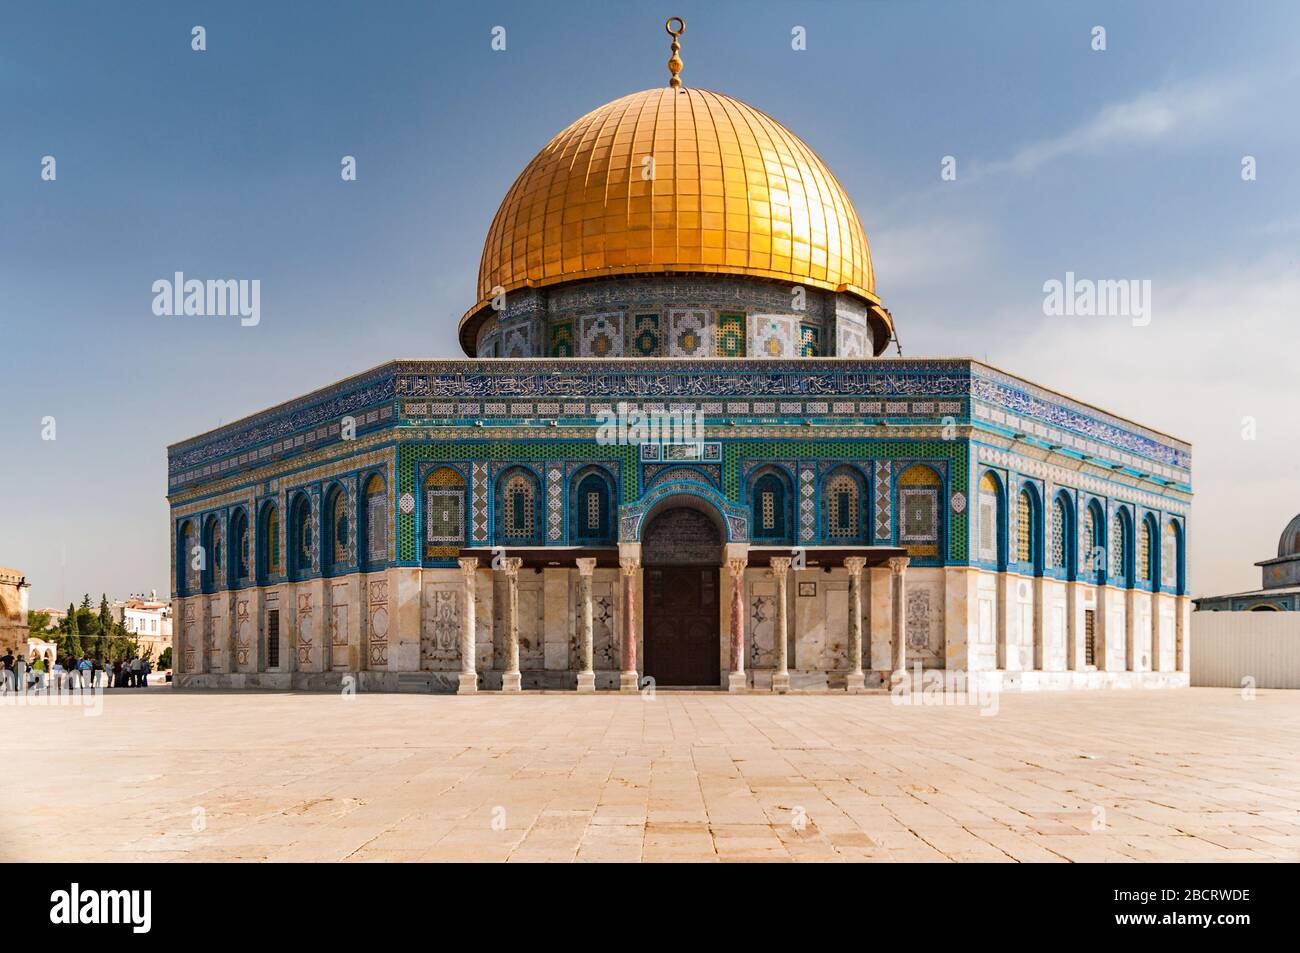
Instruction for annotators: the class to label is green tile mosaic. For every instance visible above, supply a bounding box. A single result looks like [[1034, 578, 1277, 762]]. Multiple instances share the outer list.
[[724, 439, 968, 561]]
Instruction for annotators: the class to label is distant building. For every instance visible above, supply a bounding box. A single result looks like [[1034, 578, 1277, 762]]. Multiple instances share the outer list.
[[0, 567, 31, 654], [1195, 514, 1300, 611], [113, 593, 174, 661]]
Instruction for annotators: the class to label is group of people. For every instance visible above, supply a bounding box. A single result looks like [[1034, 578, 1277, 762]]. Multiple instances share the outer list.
[[0, 649, 153, 693]]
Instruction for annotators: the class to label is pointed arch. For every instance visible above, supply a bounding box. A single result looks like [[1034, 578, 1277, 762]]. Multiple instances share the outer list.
[[1139, 512, 1158, 586], [201, 514, 221, 593], [1014, 482, 1043, 573], [1081, 498, 1106, 583], [898, 463, 943, 558], [1163, 518, 1185, 595], [747, 465, 793, 544], [569, 465, 616, 545], [496, 466, 542, 545], [177, 518, 197, 595], [1111, 506, 1134, 587], [360, 472, 388, 570], [1050, 491, 1075, 579], [423, 466, 468, 560], [288, 491, 313, 580], [821, 465, 866, 543], [323, 483, 349, 575], [229, 506, 250, 585], [977, 470, 1006, 569], [257, 501, 281, 583]]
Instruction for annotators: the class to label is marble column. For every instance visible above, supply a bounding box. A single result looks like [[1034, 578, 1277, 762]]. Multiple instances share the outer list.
[[456, 557, 478, 694], [888, 556, 910, 681], [619, 554, 640, 692], [1176, 595, 1190, 673], [726, 557, 748, 692], [844, 556, 868, 693], [769, 557, 791, 693], [575, 558, 597, 693], [501, 557, 523, 692]]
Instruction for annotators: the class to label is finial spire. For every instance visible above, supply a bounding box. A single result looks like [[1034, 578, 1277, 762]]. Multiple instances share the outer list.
[[666, 17, 685, 88]]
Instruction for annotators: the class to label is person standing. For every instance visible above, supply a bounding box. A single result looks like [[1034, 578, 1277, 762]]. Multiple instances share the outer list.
[[140, 658, 152, 687], [76, 655, 91, 689], [1, 648, 14, 693], [14, 654, 27, 694]]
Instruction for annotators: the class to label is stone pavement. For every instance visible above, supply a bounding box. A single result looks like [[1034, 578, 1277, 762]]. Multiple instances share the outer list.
[[3, 686, 1298, 862]]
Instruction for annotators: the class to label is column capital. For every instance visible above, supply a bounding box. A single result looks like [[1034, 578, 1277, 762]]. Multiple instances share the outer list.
[[726, 557, 748, 579], [619, 555, 641, 575], [575, 557, 597, 577], [768, 556, 791, 579], [498, 556, 523, 577], [844, 556, 868, 577], [457, 556, 479, 578], [887, 555, 911, 576]]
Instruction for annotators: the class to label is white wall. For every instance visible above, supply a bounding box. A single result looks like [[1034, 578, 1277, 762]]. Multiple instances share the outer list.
[[1191, 611, 1300, 689]]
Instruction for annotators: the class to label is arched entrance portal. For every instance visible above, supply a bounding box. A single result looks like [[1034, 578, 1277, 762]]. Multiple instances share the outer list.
[[642, 506, 722, 686]]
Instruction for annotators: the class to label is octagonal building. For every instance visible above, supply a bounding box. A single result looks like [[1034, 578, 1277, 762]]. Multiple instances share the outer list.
[[167, 28, 1192, 693]]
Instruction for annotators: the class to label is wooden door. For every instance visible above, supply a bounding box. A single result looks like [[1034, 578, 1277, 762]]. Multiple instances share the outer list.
[[644, 566, 720, 686]]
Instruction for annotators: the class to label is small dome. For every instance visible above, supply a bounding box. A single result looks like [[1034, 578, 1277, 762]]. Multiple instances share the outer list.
[[1278, 514, 1300, 557]]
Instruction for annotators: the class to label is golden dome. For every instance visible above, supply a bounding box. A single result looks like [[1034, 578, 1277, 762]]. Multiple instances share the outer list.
[[467, 85, 880, 324]]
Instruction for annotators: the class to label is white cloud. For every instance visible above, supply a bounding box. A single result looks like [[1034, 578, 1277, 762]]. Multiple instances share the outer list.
[[970, 75, 1251, 180], [869, 219, 994, 289]]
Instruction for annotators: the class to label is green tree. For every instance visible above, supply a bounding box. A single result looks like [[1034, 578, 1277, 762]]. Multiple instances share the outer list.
[[26, 609, 53, 636], [63, 602, 82, 658], [96, 594, 113, 663], [80, 593, 92, 611], [158, 647, 173, 671]]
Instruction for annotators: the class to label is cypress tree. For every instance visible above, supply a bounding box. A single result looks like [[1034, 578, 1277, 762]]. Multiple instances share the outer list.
[[64, 602, 82, 658]]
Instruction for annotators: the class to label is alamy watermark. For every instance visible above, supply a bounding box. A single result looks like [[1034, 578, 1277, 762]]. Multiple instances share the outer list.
[[152, 272, 260, 327], [1042, 271, 1151, 327], [595, 402, 704, 448]]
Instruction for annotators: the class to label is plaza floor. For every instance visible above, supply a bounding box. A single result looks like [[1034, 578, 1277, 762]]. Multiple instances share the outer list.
[[4, 685, 1298, 862]]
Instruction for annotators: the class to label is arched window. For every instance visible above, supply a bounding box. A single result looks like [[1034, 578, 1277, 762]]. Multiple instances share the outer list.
[[1082, 500, 1105, 582], [201, 515, 220, 593], [362, 474, 387, 569], [424, 466, 467, 559], [978, 472, 1005, 566], [1111, 508, 1132, 584], [230, 508, 250, 584], [898, 464, 942, 557], [1138, 516, 1155, 584], [1051, 496, 1069, 572], [289, 493, 313, 579], [497, 467, 541, 544], [823, 468, 865, 542], [323, 485, 349, 575], [1162, 519, 1182, 593], [178, 519, 197, 595], [571, 468, 615, 545], [749, 469, 792, 543], [1016, 490, 1032, 564], [258, 502, 281, 583]]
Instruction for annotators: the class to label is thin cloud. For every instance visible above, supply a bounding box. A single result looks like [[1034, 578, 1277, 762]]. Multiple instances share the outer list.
[[969, 75, 1252, 181]]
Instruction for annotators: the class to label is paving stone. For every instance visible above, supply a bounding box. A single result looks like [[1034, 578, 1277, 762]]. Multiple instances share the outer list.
[[4, 686, 1300, 862]]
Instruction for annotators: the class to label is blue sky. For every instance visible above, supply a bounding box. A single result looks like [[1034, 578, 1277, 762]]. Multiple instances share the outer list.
[[3, 1, 1299, 606]]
